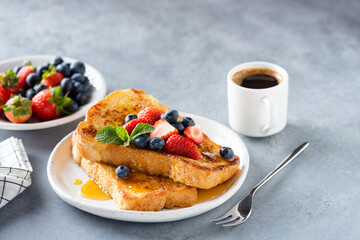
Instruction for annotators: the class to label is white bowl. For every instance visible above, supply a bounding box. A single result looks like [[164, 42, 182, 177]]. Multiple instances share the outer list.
[[0, 55, 106, 130]]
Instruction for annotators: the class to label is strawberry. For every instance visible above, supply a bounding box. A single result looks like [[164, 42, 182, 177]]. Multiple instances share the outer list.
[[137, 107, 163, 125], [17, 65, 35, 89], [0, 69, 20, 94], [164, 134, 201, 160], [2, 95, 32, 123], [184, 125, 204, 144], [32, 86, 72, 121], [41, 65, 64, 87], [149, 119, 178, 140], [123, 118, 145, 135], [0, 86, 11, 113]]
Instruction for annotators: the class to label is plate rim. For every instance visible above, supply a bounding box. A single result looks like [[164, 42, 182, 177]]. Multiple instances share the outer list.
[[47, 113, 250, 222], [0, 54, 107, 130]]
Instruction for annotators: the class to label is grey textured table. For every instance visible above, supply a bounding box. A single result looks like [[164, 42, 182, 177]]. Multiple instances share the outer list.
[[0, 0, 359, 239]]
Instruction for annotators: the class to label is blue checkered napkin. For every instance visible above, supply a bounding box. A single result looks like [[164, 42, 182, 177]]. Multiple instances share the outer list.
[[0, 137, 32, 208]]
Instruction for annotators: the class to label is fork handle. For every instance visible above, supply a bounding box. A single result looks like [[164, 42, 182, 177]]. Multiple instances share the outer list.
[[251, 142, 309, 194]]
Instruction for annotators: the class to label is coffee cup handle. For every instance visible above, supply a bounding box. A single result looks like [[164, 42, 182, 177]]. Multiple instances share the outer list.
[[261, 97, 278, 133]]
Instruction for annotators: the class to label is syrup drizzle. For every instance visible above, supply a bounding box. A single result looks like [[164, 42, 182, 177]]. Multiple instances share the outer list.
[[80, 179, 111, 200], [73, 179, 82, 185]]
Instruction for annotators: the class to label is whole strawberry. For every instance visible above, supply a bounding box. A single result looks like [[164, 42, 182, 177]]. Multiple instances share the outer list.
[[164, 134, 201, 160], [0, 69, 20, 94], [32, 86, 72, 121], [0, 88, 11, 114], [2, 94, 32, 123], [17, 63, 35, 89], [41, 65, 64, 87]]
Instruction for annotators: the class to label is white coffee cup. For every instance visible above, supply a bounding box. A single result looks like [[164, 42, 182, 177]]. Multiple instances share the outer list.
[[227, 61, 288, 137]]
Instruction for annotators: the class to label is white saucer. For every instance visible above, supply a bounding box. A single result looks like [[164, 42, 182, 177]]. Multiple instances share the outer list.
[[47, 113, 250, 222], [0, 55, 106, 130]]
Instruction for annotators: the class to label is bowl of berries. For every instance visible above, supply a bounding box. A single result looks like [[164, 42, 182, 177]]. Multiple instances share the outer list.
[[0, 55, 106, 130]]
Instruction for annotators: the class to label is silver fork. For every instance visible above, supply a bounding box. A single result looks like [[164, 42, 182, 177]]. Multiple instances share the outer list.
[[211, 142, 309, 227]]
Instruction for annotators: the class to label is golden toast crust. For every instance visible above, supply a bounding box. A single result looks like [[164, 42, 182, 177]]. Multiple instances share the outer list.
[[76, 89, 240, 189]]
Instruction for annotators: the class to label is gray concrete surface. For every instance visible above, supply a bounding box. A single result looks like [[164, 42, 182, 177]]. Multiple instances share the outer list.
[[0, 0, 359, 239]]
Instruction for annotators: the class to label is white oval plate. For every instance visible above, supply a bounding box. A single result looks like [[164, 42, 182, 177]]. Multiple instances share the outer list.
[[0, 55, 106, 130], [47, 113, 250, 222]]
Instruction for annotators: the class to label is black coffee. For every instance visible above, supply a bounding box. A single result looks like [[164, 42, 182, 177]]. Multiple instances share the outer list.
[[232, 68, 281, 89], [241, 74, 278, 89]]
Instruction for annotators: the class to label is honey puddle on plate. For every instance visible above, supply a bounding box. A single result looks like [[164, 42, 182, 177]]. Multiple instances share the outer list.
[[73, 179, 82, 185], [197, 169, 241, 203], [79, 179, 111, 200], [197, 180, 233, 203]]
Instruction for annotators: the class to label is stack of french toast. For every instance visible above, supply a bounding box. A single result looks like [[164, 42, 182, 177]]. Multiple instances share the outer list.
[[72, 89, 240, 211]]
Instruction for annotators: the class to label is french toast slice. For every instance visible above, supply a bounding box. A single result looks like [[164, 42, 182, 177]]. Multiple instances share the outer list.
[[72, 135, 197, 211], [75, 89, 240, 189], [79, 158, 197, 211]]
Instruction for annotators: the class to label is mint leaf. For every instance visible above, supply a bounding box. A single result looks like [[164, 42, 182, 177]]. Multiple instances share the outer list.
[[95, 123, 154, 147], [96, 126, 123, 144], [116, 126, 129, 142], [129, 123, 155, 141]]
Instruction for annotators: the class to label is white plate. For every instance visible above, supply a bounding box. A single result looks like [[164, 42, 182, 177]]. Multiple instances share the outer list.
[[0, 55, 106, 130], [47, 113, 250, 222]]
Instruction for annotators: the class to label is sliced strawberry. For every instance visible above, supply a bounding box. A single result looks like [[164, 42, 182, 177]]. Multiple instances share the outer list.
[[42, 72, 64, 87], [184, 125, 204, 144], [123, 118, 145, 135], [149, 119, 178, 140], [17, 65, 35, 89], [164, 134, 201, 160], [137, 107, 163, 125]]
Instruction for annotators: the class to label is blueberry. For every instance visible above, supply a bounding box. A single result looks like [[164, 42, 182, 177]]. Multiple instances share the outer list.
[[25, 88, 37, 100], [219, 147, 234, 160], [149, 137, 165, 151], [125, 114, 137, 123], [65, 63, 71, 68], [26, 73, 41, 88], [36, 64, 49, 76], [70, 61, 85, 75], [115, 165, 130, 178], [75, 91, 90, 106], [164, 110, 179, 123], [161, 113, 165, 119], [82, 80, 91, 92], [172, 121, 184, 134], [72, 81, 83, 93], [71, 73, 86, 83], [18, 88, 27, 96], [64, 100, 79, 114], [56, 63, 71, 77], [13, 65, 22, 74], [134, 135, 150, 149], [60, 78, 73, 94], [179, 117, 195, 128], [33, 84, 48, 93], [52, 57, 64, 66]]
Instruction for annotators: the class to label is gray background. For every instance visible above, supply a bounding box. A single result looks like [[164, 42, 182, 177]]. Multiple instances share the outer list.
[[0, 0, 359, 239]]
